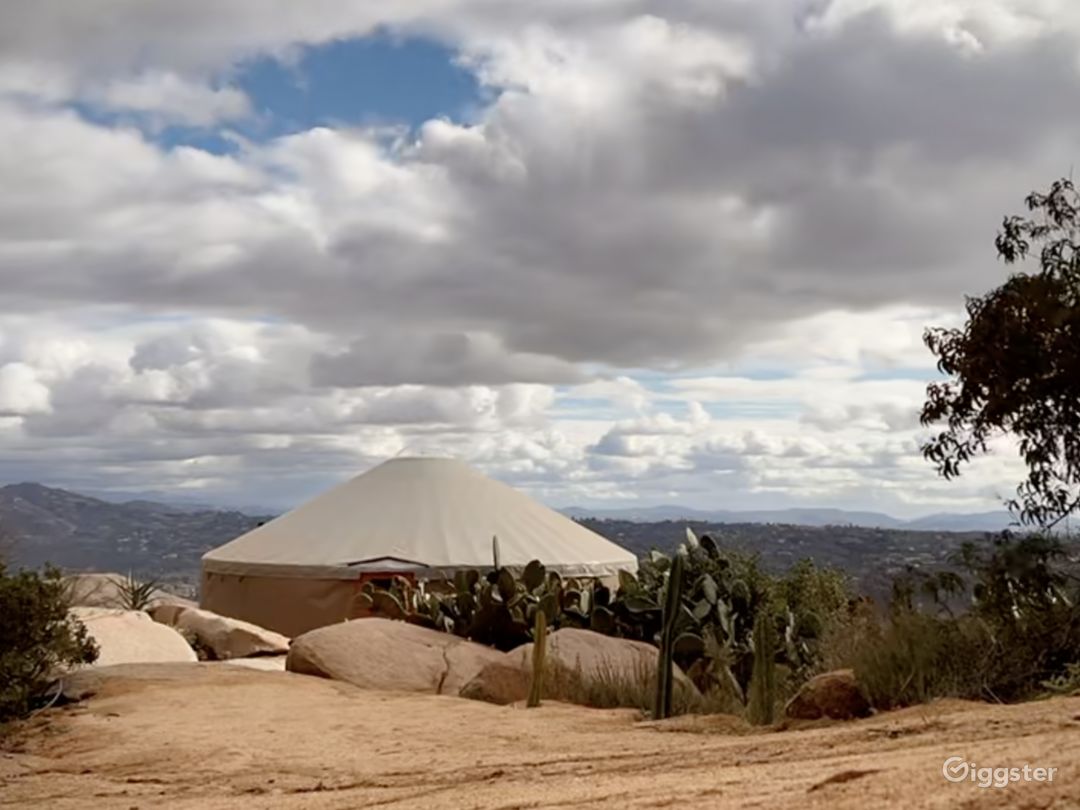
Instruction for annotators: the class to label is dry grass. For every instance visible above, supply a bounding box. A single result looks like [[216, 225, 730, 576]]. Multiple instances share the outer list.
[[541, 656, 744, 718]]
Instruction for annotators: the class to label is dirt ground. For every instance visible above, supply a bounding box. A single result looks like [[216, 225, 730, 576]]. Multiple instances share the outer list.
[[2, 663, 1078, 809]]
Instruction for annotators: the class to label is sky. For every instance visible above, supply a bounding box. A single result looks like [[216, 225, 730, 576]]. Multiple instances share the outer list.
[[0, 0, 1072, 515]]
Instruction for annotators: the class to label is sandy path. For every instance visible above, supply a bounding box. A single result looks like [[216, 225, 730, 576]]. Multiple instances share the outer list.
[[2, 663, 1078, 809]]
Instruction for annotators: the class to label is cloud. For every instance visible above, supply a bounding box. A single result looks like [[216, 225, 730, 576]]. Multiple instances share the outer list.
[[92, 72, 251, 128], [0, 363, 50, 415], [4, 9, 1079, 366], [0, 1, 1072, 513], [311, 331, 586, 387]]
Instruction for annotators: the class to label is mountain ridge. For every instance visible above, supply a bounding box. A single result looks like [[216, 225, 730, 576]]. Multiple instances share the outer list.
[[558, 504, 1014, 532]]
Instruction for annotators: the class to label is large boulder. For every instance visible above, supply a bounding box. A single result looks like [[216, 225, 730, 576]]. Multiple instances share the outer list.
[[148, 603, 190, 627], [174, 608, 289, 660], [784, 669, 871, 721], [508, 628, 691, 686], [64, 573, 196, 611], [287, 618, 505, 695], [70, 607, 197, 666], [459, 628, 695, 706]]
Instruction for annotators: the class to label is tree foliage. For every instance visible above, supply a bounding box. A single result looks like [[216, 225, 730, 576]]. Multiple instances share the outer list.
[[922, 178, 1080, 527], [0, 563, 99, 722]]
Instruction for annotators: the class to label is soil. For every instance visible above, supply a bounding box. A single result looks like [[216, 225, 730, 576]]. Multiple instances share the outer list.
[[2, 663, 1078, 809]]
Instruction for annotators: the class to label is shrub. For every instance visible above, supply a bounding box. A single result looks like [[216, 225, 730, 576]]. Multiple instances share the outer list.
[[835, 531, 1080, 709], [776, 559, 851, 680], [0, 564, 98, 723], [849, 611, 996, 710]]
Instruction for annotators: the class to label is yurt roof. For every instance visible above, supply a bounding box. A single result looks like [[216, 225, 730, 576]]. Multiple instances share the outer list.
[[202, 457, 637, 579]]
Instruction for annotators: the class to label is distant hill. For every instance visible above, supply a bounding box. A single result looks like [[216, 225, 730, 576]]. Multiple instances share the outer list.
[[574, 517, 1005, 603], [560, 505, 1014, 533], [0, 481, 1022, 604], [0, 482, 270, 589]]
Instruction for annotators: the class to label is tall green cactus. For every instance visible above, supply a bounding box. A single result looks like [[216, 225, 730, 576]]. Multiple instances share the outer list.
[[747, 608, 777, 725], [654, 550, 685, 719], [527, 608, 548, 708]]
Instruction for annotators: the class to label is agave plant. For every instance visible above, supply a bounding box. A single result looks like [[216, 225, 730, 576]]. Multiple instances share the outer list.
[[111, 571, 161, 611]]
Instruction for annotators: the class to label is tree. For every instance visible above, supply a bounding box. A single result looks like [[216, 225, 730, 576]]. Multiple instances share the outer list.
[[1, 563, 98, 722], [922, 178, 1080, 528]]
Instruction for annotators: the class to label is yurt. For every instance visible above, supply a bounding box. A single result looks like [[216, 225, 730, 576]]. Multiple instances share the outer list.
[[201, 457, 638, 636]]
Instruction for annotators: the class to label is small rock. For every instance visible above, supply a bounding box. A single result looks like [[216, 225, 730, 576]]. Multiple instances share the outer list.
[[58, 670, 104, 702], [459, 662, 532, 705], [784, 669, 870, 721]]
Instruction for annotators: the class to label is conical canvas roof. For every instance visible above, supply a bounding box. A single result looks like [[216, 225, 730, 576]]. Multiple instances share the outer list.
[[202, 457, 637, 579]]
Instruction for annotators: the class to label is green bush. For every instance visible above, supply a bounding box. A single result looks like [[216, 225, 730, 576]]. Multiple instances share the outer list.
[[0, 564, 98, 723], [836, 532, 1080, 709]]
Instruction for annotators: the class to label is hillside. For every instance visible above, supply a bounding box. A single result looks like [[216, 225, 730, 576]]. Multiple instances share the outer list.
[[564, 505, 1013, 532], [0, 482, 1014, 602], [577, 518, 995, 601], [0, 483, 269, 592]]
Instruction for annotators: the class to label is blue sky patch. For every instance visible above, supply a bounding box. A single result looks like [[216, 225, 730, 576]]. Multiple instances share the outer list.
[[236, 34, 486, 136], [75, 33, 488, 155]]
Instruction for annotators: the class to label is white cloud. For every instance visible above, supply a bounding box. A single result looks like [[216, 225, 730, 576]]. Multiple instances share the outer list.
[[0, 1, 1070, 514], [93, 71, 251, 127], [0, 363, 50, 415]]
